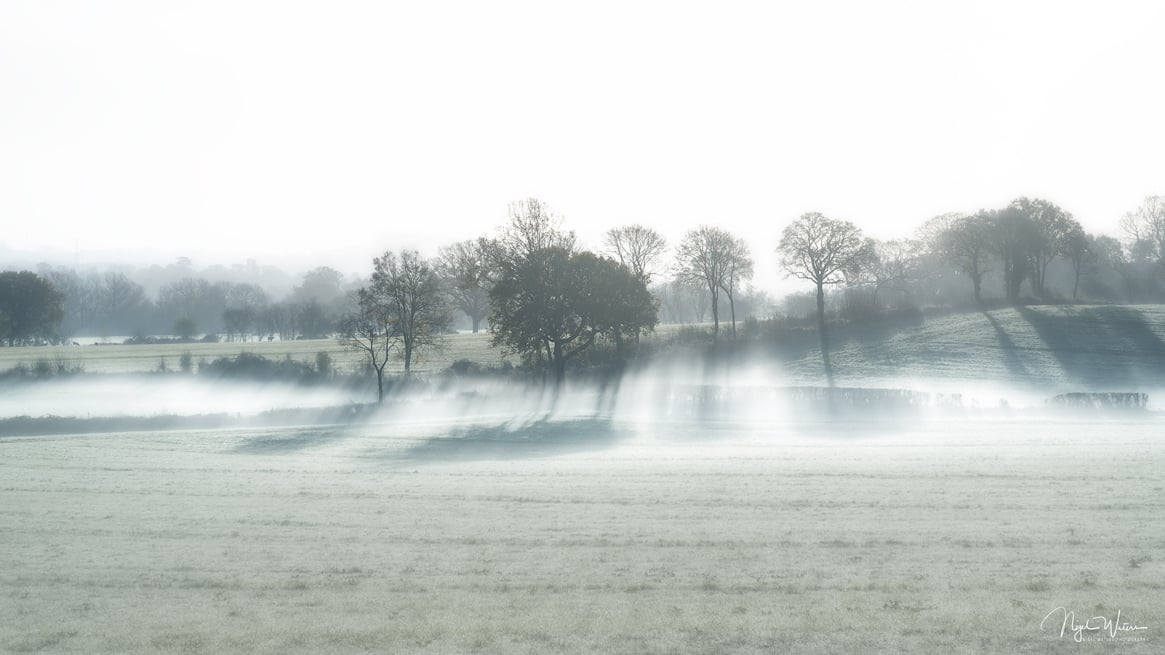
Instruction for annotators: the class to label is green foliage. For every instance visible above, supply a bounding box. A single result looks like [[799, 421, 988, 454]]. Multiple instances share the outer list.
[[489, 247, 657, 385], [0, 271, 65, 346]]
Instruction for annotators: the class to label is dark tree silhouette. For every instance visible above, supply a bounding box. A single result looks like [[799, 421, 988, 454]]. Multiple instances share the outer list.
[[675, 226, 736, 341], [339, 288, 395, 403], [778, 212, 866, 334], [719, 236, 753, 338], [937, 213, 994, 304], [0, 271, 64, 346], [990, 207, 1038, 303], [1010, 197, 1076, 297], [489, 247, 657, 388], [366, 249, 451, 374]]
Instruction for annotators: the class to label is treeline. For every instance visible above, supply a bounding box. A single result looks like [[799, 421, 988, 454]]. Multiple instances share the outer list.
[[3, 195, 1164, 352], [3, 265, 357, 344]]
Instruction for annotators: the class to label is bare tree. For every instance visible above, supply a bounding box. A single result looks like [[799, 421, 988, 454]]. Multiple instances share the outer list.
[[498, 198, 576, 261], [675, 226, 735, 340], [339, 288, 395, 403], [1119, 196, 1165, 261], [777, 212, 866, 334], [367, 249, 452, 374], [603, 224, 668, 282], [720, 236, 753, 337], [437, 238, 494, 332], [850, 238, 920, 309]]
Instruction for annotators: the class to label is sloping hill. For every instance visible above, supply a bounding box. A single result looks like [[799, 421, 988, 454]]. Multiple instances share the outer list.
[[775, 304, 1165, 393]]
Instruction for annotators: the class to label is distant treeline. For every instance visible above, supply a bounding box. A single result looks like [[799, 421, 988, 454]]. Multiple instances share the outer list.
[[2, 195, 1164, 356]]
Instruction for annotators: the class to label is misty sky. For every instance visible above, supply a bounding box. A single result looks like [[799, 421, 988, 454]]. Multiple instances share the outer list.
[[3, 1, 1164, 293]]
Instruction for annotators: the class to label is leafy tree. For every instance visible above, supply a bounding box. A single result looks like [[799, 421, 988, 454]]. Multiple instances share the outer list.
[[1010, 197, 1076, 297], [1063, 226, 1093, 300], [489, 247, 656, 387], [0, 271, 64, 346], [603, 224, 668, 283], [935, 213, 993, 304], [777, 212, 866, 333], [989, 206, 1038, 303], [173, 317, 198, 341], [366, 249, 451, 374]]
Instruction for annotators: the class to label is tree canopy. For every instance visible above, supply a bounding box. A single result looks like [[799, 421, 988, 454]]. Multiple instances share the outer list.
[[0, 271, 65, 346], [489, 247, 657, 387]]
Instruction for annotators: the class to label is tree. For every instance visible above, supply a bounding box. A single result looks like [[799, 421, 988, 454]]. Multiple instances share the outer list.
[[850, 238, 920, 308], [1063, 226, 1093, 300], [603, 224, 668, 283], [720, 236, 753, 337], [366, 249, 451, 374], [777, 212, 866, 334], [1119, 196, 1165, 264], [987, 207, 1039, 303], [489, 247, 657, 388], [438, 238, 495, 332], [339, 288, 395, 403], [675, 226, 736, 340], [1010, 197, 1076, 297], [0, 271, 64, 346], [498, 198, 576, 261], [935, 213, 993, 304]]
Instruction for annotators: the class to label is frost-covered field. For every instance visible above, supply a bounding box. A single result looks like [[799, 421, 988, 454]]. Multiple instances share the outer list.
[[2, 413, 1162, 653]]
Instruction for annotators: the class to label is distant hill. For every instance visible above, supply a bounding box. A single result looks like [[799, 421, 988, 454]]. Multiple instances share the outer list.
[[772, 304, 1165, 394]]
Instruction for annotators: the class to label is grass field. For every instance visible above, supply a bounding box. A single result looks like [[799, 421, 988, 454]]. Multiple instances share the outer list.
[[2, 306, 1164, 652], [4, 305, 1165, 392], [1, 413, 1161, 653], [0, 332, 508, 376]]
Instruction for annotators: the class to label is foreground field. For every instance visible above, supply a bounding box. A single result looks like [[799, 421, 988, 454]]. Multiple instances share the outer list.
[[2, 413, 1162, 653]]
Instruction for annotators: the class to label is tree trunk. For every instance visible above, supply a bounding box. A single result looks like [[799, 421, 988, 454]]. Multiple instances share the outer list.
[[972, 274, 982, 304], [553, 342, 566, 389], [709, 285, 720, 340], [727, 291, 737, 338], [471, 315, 481, 333], [376, 367, 385, 403], [816, 282, 826, 334]]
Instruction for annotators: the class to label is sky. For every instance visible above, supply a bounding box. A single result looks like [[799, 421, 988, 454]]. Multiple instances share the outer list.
[[2, 1, 1164, 294]]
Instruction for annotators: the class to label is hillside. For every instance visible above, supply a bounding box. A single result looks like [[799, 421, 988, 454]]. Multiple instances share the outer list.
[[772, 304, 1165, 394]]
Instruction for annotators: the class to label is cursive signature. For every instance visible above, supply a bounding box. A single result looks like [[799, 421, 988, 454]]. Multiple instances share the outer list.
[[1041, 607, 1149, 643]]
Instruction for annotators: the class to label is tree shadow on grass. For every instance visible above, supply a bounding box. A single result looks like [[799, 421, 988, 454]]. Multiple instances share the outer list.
[[1015, 305, 1165, 388], [982, 310, 1032, 381], [381, 417, 631, 463], [232, 427, 355, 454]]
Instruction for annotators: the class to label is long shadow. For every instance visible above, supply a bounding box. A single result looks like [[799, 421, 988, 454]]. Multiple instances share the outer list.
[[981, 310, 1032, 380], [232, 426, 355, 454], [383, 417, 630, 463], [1016, 305, 1165, 388]]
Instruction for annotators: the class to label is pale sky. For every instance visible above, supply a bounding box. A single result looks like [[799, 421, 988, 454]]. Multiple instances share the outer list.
[[2, 1, 1164, 293]]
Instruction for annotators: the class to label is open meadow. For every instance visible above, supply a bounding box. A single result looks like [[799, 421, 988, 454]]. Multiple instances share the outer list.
[[2, 305, 1165, 653], [1, 410, 1163, 654]]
